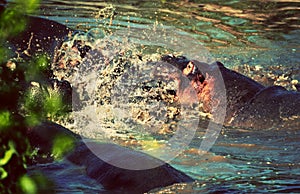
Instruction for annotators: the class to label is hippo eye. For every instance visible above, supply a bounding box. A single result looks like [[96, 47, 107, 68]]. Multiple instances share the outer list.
[[183, 62, 195, 75], [187, 62, 194, 72], [187, 63, 193, 69]]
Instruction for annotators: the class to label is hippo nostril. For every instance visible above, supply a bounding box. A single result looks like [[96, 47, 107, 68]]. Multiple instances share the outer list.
[[198, 74, 206, 83]]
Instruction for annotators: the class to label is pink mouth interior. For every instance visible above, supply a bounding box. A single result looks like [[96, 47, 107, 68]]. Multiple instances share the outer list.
[[177, 70, 216, 113]]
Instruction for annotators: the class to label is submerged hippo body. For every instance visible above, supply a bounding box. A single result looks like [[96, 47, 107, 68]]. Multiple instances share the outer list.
[[162, 55, 300, 129], [231, 85, 300, 128], [6, 14, 71, 58], [28, 122, 193, 193]]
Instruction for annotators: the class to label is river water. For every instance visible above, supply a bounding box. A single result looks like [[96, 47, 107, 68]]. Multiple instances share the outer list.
[[29, 0, 300, 193]]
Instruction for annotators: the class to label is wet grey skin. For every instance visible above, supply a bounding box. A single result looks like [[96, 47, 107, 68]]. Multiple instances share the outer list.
[[5, 13, 72, 58], [162, 55, 300, 129], [28, 122, 193, 193], [5, 13, 193, 193]]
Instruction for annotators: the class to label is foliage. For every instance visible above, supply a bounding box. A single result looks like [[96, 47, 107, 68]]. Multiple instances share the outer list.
[[0, 115, 30, 193], [19, 175, 37, 194], [0, 0, 39, 39], [0, 0, 70, 193], [52, 134, 75, 160], [0, 111, 11, 130], [19, 172, 55, 194]]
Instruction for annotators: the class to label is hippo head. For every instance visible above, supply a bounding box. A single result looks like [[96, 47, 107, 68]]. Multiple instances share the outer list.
[[161, 55, 221, 113], [161, 54, 207, 83]]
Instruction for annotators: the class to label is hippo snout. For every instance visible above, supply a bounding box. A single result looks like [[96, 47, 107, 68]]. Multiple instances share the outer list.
[[161, 54, 190, 71]]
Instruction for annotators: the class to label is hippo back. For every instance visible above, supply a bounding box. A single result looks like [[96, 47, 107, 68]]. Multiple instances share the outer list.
[[230, 86, 300, 129], [7, 15, 71, 58], [28, 122, 193, 193]]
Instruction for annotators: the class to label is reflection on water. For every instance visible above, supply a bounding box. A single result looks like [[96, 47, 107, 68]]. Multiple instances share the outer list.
[[168, 128, 300, 192], [31, 0, 300, 193], [39, 0, 299, 46], [38, 0, 300, 66]]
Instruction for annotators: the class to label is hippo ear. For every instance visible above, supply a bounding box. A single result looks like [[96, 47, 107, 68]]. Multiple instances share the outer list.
[[215, 61, 225, 67], [161, 54, 190, 71], [161, 54, 175, 62]]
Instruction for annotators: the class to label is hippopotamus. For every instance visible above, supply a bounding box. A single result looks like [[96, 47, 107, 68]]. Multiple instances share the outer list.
[[28, 122, 193, 193], [6, 13, 71, 58], [3, 11, 193, 193], [162, 55, 300, 129]]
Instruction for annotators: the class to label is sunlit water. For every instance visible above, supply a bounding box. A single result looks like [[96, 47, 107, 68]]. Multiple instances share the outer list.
[[27, 0, 300, 193]]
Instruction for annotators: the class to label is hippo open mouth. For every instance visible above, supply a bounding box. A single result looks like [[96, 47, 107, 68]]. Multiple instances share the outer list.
[[161, 54, 218, 113]]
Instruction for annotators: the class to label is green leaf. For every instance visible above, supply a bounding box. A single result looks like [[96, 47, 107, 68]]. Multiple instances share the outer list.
[[0, 46, 12, 64], [25, 114, 41, 127], [0, 167, 8, 180], [35, 54, 49, 71], [23, 85, 44, 115], [27, 0, 40, 14], [52, 134, 75, 160], [25, 55, 50, 82], [8, 0, 40, 15], [0, 111, 11, 130], [0, 141, 16, 166], [43, 89, 64, 117], [0, 9, 27, 39], [19, 175, 37, 194]]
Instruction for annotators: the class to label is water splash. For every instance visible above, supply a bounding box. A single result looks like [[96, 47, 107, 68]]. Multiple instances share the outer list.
[[52, 14, 227, 169]]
